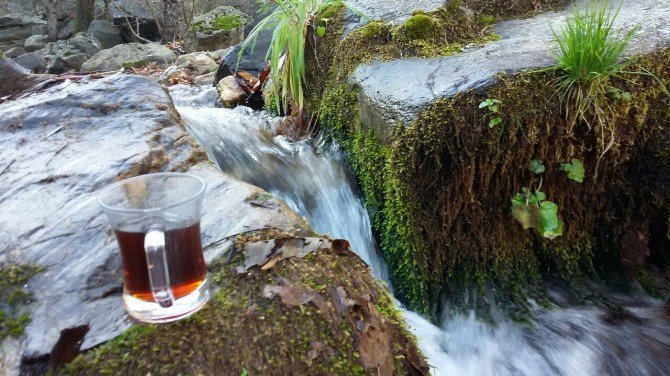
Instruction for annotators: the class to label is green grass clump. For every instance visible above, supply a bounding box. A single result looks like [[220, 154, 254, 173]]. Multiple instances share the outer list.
[[552, 1, 637, 137], [241, 1, 359, 118]]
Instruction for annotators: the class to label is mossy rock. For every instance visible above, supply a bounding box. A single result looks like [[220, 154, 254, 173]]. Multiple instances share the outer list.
[[308, 7, 670, 317], [0, 263, 42, 342], [62, 234, 428, 375], [186, 6, 249, 52]]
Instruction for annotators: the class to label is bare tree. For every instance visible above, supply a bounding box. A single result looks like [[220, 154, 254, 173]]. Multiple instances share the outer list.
[[46, 0, 59, 41], [163, 0, 180, 42], [75, 0, 96, 32]]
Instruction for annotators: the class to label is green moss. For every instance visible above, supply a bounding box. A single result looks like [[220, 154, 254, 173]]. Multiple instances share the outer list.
[[62, 234, 427, 374], [192, 15, 242, 32], [311, 40, 670, 317], [0, 264, 42, 342], [401, 14, 434, 40]]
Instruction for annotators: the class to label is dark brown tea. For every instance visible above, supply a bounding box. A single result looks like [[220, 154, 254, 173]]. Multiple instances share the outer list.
[[114, 223, 206, 302]]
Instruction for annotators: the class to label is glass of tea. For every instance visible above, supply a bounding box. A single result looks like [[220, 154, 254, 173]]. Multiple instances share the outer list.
[[98, 173, 210, 323]]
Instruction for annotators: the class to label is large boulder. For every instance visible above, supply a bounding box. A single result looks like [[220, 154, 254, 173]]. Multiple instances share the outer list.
[[186, 6, 248, 52], [0, 51, 50, 97], [24, 34, 47, 52], [87, 20, 124, 49], [42, 32, 103, 73], [0, 74, 312, 374], [0, 14, 47, 51], [13, 50, 48, 73], [80, 42, 177, 72]]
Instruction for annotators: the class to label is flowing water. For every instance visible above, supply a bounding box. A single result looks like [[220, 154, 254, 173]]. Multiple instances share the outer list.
[[171, 84, 670, 376]]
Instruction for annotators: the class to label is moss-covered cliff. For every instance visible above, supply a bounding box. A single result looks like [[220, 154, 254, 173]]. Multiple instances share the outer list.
[[306, 4, 670, 317]]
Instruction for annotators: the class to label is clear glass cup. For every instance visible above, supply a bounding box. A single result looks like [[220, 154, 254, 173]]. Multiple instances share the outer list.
[[98, 173, 210, 323]]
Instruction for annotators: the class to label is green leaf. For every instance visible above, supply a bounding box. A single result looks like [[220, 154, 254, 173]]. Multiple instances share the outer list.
[[562, 158, 585, 183], [511, 192, 526, 207], [538, 201, 562, 239], [479, 100, 490, 109], [488, 117, 502, 128], [316, 26, 326, 37], [529, 159, 545, 174], [528, 190, 546, 205]]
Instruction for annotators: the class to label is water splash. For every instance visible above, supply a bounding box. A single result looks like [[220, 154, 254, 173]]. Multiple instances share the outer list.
[[171, 84, 670, 376]]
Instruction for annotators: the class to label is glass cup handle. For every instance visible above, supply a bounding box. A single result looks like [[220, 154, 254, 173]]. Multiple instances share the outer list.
[[144, 226, 175, 308]]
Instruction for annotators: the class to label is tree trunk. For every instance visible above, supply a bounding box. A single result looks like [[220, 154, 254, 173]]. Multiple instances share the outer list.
[[163, 0, 181, 42], [75, 0, 96, 32], [46, 0, 59, 42]]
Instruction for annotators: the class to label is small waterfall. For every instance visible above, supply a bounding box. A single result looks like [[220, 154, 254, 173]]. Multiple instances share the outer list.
[[171, 84, 670, 376]]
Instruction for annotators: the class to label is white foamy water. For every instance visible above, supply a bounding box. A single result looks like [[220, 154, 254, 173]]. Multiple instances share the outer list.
[[171, 84, 670, 376]]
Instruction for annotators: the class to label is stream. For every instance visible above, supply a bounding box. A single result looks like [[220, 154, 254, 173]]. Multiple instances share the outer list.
[[171, 84, 670, 376]]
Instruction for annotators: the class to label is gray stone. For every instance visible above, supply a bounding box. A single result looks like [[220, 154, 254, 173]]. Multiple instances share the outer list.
[[4, 46, 24, 58], [350, 0, 670, 138], [0, 14, 47, 51], [216, 75, 246, 107], [58, 18, 76, 40], [13, 50, 48, 73], [67, 32, 103, 55], [87, 20, 124, 49], [176, 52, 219, 75], [80, 42, 177, 72], [0, 74, 308, 368], [345, 0, 443, 27], [24, 34, 47, 52], [186, 6, 248, 52], [0, 51, 51, 97]]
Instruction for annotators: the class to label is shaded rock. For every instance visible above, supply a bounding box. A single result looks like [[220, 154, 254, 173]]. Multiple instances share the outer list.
[[67, 32, 102, 55], [87, 20, 124, 49], [0, 51, 50, 97], [221, 27, 271, 78], [0, 74, 309, 369], [0, 14, 47, 51], [58, 19, 76, 40], [24, 34, 47, 52], [186, 6, 248, 52], [13, 50, 48, 73], [110, 0, 161, 42], [350, 0, 670, 138], [216, 75, 246, 107], [80, 42, 177, 72], [43, 33, 102, 73], [4, 46, 24, 58]]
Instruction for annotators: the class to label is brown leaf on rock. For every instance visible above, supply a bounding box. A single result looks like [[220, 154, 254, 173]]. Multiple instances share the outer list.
[[307, 341, 335, 364], [263, 282, 320, 307], [242, 237, 341, 272]]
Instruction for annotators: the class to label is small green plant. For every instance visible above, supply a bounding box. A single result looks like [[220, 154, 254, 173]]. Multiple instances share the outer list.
[[552, 0, 637, 158], [479, 98, 503, 128], [561, 158, 585, 182], [401, 13, 434, 40], [511, 160, 563, 239], [240, 0, 361, 120]]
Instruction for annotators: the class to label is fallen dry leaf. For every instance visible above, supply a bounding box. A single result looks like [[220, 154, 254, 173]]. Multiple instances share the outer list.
[[242, 237, 338, 272]]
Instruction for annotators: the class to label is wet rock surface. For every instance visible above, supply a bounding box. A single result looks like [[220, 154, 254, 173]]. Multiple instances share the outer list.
[[0, 74, 309, 373], [351, 0, 670, 135]]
